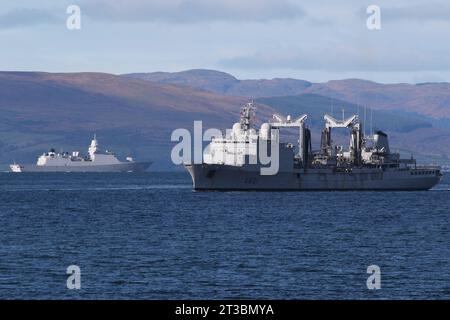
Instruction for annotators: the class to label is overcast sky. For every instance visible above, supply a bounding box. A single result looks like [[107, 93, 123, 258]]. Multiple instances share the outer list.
[[1, 0, 450, 83]]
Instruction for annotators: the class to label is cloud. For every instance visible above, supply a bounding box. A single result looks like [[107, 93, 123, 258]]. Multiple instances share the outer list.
[[80, 0, 304, 23], [361, 1, 450, 22], [219, 47, 450, 72], [0, 8, 61, 29]]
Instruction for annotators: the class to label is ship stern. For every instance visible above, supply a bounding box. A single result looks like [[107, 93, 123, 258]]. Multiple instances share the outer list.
[[10, 164, 23, 172]]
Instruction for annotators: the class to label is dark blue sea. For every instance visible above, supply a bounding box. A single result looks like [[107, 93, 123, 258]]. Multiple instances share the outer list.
[[0, 172, 449, 299]]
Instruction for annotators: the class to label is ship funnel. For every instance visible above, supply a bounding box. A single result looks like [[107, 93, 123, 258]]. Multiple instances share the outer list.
[[373, 131, 390, 153]]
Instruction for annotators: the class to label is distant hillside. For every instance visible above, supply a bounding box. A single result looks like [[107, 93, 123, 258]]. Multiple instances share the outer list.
[[258, 94, 432, 133], [124, 69, 312, 98], [258, 94, 450, 159], [307, 79, 450, 119], [1, 71, 449, 170], [0, 71, 273, 170], [126, 69, 450, 120], [126, 69, 241, 95]]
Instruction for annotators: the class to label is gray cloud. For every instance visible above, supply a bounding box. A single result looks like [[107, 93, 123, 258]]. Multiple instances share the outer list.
[[80, 0, 304, 23], [0, 8, 61, 29]]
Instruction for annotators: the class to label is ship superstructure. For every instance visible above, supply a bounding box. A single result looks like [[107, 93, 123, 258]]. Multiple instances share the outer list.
[[185, 103, 442, 190]]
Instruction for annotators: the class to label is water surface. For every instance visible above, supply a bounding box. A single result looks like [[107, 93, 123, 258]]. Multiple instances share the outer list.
[[0, 172, 449, 299]]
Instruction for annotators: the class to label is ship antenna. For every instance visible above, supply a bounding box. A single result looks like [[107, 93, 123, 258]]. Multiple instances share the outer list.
[[364, 105, 367, 137], [240, 101, 255, 131], [330, 97, 334, 116], [370, 107, 373, 136], [356, 95, 360, 118]]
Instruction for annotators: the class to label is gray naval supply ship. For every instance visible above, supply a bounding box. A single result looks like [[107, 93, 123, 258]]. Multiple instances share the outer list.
[[185, 102, 442, 191], [10, 136, 152, 172]]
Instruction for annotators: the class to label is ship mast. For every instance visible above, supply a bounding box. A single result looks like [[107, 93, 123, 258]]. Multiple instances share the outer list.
[[240, 102, 255, 131], [88, 134, 99, 158]]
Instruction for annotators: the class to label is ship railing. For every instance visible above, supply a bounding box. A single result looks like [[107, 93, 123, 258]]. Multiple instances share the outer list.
[[399, 158, 416, 164], [415, 165, 441, 170]]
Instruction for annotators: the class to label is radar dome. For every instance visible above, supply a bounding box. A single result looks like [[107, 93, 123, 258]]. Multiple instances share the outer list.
[[232, 123, 241, 135]]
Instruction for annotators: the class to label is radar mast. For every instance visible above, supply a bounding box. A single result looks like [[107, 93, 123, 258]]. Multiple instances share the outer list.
[[240, 102, 255, 131]]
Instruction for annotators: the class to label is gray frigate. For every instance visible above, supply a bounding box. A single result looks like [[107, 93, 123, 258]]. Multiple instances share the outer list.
[[10, 136, 152, 172]]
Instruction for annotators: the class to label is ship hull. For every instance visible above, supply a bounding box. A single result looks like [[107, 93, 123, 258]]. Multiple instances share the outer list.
[[10, 161, 152, 173], [185, 164, 441, 191]]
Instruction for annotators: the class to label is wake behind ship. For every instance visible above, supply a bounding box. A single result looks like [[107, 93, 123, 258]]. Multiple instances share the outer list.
[[185, 103, 442, 191], [10, 136, 152, 173]]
